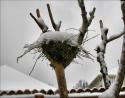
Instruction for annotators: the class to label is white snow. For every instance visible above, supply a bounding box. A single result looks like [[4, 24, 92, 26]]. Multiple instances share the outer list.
[[0, 65, 56, 91], [44, 92, 125, 97], [99, 86, 115, 98], [17, 31, 79, 61], [99, 71, 124, 98], [37, 17, 45, 25], [36, 31, 79, 46], [1, 95, 34, 98]]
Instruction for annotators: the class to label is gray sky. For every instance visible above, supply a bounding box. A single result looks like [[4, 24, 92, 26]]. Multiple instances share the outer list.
[[0, 0, 124, 89]]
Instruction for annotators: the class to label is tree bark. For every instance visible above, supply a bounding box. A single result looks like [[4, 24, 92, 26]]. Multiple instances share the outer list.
[[47, 4, 61, 31], [77, 0, 95, 45], [99, 1, 125, 98], [52, 62, 68, 98], [96, 20, 111, 89], [114, 34, 125, 97], [96, 20, 125, 89], [110, 1, 125, 97]]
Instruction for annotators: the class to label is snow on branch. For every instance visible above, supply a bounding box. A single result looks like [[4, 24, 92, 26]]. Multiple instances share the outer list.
[[96, 20, 111, 89], [99, 1, 125, 98], [96, 18, 125, 89], [77, 0, 96, 45], [30, 9, 48, 33], [47, 4, 61, 31], [107, 31, 125, 43]]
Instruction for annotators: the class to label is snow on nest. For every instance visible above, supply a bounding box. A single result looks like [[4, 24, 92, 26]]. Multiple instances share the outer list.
[[36, 31, 79, 47], [17, 31, 79, 67]]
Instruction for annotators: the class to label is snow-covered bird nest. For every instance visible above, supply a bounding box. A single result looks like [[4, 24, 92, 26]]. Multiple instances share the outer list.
[[17, 31, 92, 69]]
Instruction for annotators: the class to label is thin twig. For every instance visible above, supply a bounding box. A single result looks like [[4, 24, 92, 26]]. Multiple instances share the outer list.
[[29, 54, 42, 75], [107, 31, 125, 43], [83, 34, 100, 43]]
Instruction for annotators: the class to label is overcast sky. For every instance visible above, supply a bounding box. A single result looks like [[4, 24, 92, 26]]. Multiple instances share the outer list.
[[0, 0, 124, 89]]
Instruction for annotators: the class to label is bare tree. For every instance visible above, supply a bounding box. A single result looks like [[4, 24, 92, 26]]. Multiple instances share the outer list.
[[99, 0, 125, 98], [17, 1, 95, 98], [95, 20, 125, 89], [17, 0, 125, 98]]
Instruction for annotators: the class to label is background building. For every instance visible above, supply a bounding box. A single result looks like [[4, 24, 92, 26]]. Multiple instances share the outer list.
[[73, 80, 88, 89], [89, 74, 125, 88]]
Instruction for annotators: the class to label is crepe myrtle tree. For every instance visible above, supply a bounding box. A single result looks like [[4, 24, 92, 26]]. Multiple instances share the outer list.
[[17, 0, 95, 98]]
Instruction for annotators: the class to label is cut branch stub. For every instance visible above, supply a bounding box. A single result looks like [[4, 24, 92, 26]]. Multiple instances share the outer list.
[[30, 9, 48, 33], [47, 4, 61, 31], [36, 9, 40, 18]]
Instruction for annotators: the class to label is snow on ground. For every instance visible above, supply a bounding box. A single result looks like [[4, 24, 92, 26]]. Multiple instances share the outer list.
[[0, 65, 56, 91], [45, 92, 125, 98]]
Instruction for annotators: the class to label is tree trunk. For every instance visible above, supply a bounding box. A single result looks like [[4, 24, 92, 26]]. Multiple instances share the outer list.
[[53, 62, 68, 98], [113, 34, 125, 98]]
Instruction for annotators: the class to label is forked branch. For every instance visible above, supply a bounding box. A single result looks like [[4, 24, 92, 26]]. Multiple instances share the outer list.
[[107, 31, 125, 43], [99, 1, 125, 98], [77, 0, 96, 45], [47, 4, 61, 31], [96, 18, 125, 89], [96, 20, 111, 89], [30, 9, 48, 33]]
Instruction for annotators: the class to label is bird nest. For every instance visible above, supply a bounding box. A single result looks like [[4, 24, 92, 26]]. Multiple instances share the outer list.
[[42, 40, 79, 68], [17, 31, 93, 70]]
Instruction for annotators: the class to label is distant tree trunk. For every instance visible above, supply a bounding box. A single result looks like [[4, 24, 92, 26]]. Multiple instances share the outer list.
[[52, 62, 68, 98]]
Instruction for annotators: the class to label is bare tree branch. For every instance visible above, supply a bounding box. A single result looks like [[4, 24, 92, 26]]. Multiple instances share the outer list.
[[77, 0, 96, 45], [36, 9, 40, 18], [107, 31, 125, 43], [96, 18, 125, 89], [83, 34, 100, 43], [88, 7, 96, 26], [99, 1, 125, 97], [29, 53, 42, 76], [96, 20, 111, 89], [107, 1, 125, 98], [47, 4, 61, 31], [30, 9, 48, 33], [78, 0, 88, 28]]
